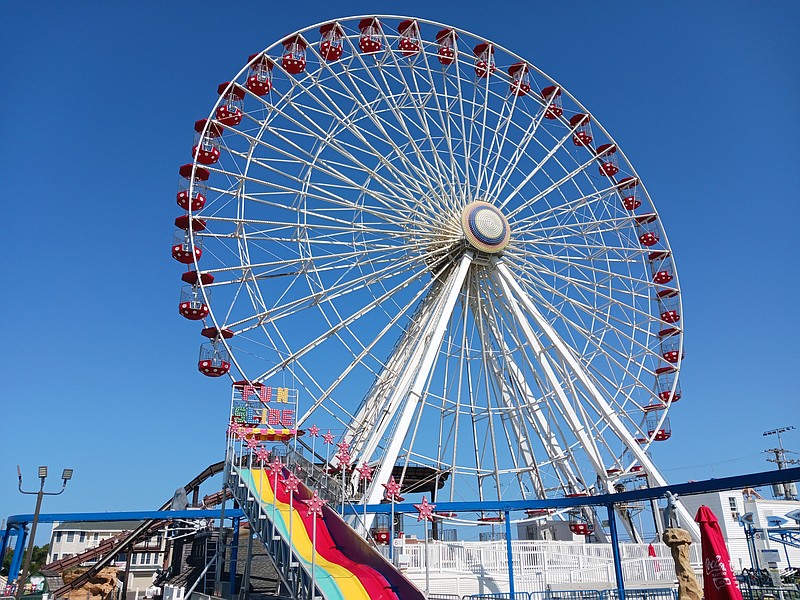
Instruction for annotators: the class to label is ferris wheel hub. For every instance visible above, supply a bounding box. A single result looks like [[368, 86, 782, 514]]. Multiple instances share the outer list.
[[461, 201, 511, 253]]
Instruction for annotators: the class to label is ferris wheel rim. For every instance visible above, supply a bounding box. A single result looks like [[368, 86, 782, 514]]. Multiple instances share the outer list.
[[176, 14, 685, 510]]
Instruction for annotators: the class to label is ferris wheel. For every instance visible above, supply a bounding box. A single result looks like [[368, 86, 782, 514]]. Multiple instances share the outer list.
[[172, 16, 690, 534]]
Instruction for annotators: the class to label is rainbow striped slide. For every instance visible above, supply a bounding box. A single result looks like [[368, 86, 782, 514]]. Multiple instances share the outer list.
[[239, 468, 423, 600]]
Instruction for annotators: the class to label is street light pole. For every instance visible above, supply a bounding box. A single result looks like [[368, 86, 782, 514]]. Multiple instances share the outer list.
[[15, 466, 73, 600]]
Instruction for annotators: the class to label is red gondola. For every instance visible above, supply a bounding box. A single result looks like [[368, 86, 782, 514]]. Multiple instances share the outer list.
[[617, 176, 641, 210], [649, 250, 674, 285], [179, 285, 209, 320], [319, 23, 344, 61], [398, 20, 421, 56], [198, 340, 231, 377], [541, 86, 562, 119], [508, 62, 530, 96], [171, 216, 205, 265], [192, 119, 223, 165], [645, 411, 671, 441], [176, 163, 210, 211], [281, 35, 307, 75], [660, 331, 684, 364], [246, 54, 274, 96], [570, 114, 593, 146], [655, 367, 682, 402], [568, 508, 594, 536], [634, 213, 660, 247], [657, 289, 680, 323], [436, 28, 457, 65], [473, 43, 496, 78], [596, 144, 619, 177], [216, 83, 245, 126], [359, 18, 382, 54]]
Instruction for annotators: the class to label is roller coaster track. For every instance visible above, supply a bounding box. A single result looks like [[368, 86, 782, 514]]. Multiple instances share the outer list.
[[50, 461, 224, 598]]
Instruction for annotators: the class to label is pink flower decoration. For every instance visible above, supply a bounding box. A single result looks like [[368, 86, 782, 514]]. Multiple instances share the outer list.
[[302, 491, 328, 517], [414, 496, 436, 522], [322, 431, 335, 445], [382, 476, 404, 502], [357, 462, 373, 481], [309, 424, 320, 437]]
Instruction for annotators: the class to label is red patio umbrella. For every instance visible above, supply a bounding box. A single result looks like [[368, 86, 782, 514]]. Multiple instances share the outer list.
[[648, 542, 661, 572], [695, 505, 743, 600]]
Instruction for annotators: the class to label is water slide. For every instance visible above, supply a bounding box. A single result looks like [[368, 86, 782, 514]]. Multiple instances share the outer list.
[[238, 467, 423, 600]]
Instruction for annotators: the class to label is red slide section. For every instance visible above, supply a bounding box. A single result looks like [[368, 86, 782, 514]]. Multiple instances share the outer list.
[[271, 471, 424, 600]]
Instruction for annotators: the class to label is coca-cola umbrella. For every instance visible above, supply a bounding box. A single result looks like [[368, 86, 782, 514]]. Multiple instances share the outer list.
[[695, 505, 743, 600]]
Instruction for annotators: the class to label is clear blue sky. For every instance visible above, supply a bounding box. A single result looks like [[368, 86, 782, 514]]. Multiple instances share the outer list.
[[2, 2, 798, 540]]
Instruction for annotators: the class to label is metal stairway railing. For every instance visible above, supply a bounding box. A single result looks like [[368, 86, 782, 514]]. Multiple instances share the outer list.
[[227, 454, 321, 600]]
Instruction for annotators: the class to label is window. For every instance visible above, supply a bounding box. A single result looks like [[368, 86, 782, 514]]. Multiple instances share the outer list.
[[79, 532, 86, 543], [131, 554, 137, 565], [52, 554, 58, 561], [729, 497, 740, 520], [93, 533, 99, 541], [55, 532, 62, 543], [66, 532, 75, 543]]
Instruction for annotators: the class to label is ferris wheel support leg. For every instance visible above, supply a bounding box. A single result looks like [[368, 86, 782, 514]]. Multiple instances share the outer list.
[[495, 261, 701, 540], [477, 297, 582, 496], [363, 252, 475, 507], [492, 267, 607, 479]]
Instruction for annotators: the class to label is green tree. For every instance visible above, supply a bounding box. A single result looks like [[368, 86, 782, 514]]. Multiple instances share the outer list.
[[1, 544, 49, 579]]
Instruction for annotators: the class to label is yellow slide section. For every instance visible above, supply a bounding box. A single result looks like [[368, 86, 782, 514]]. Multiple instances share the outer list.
[[245, 468, 372, 600]]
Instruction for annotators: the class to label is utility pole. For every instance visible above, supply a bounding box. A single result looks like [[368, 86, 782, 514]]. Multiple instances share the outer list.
[[763, 426, 799, 500]]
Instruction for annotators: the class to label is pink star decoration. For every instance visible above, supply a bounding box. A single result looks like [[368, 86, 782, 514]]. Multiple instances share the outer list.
[[255, 447, 270, 462], [322, 431, 335, 445], [268, 458, 283, 478], [302, 491, 328, 518], [336, 440, 350, 453], [227, 422, 241, 436], [382, 476, 404, 502], [336, 449, 351, 467], [309, 424, 320, 437], [281, 472, 300, 494], [414, 496, 436, 522], [356, 462, 373, 481], [246, 437, 260, 449]]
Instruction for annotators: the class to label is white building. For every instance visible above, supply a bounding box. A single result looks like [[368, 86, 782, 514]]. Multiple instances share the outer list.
[[48, 521, 166, 591], [679, 491, 800, 572]]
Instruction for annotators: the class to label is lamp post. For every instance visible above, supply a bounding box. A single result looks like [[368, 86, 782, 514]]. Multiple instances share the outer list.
[[15, 465, 73, 599]]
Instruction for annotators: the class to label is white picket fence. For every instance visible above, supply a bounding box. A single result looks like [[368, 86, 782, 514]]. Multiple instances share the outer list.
[[394, 540, 699, 595]]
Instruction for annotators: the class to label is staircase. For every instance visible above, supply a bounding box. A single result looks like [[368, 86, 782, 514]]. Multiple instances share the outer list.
[[225, 440, 425, 600]]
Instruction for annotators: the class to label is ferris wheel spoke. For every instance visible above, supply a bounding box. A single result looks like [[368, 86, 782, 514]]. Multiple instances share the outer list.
[[297, 274, 440, 428], [478, 277, 589, 490], [406, 44, 469, 204], [305, 42, 450, 200], [484, 101, 547, 203], [224, 247, 429, 333], [494, 262, 670, 475], [247, 252, 450, 383], [506, 259, 663, 380], [476, 285, 551, 495], [503, 151, 601, 220], [367, 52, 456, 204], [221, 124, 427, 218], [243, 77, 431, 206]]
